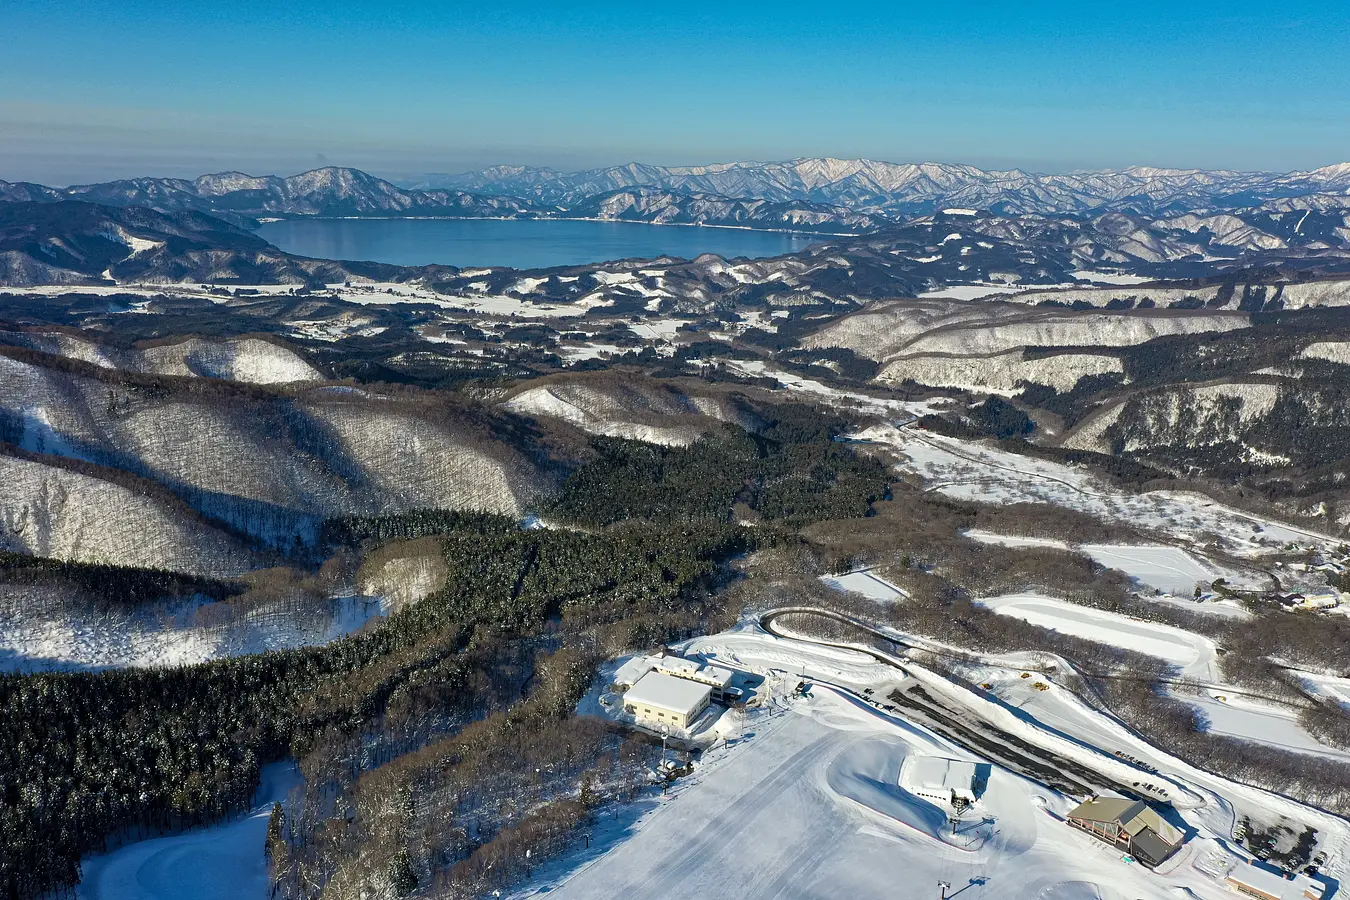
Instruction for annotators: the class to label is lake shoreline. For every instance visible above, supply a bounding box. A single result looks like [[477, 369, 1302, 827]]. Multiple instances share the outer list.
[[256, 217, 829, 269], [253, 214, 859, 238]]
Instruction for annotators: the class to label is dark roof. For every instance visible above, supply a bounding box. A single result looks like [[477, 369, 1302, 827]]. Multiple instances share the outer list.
[[1068, 797, 1144, 824], [1130, 830, 1176, 866]]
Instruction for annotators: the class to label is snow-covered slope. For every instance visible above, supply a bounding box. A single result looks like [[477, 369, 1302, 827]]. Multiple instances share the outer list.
[[0, 352, 548, 559], [134, 337, 324, 383], [894, 311, 1246, 360], [0, 585, 385, 672], [503, 377, 760, 446], [995, 277, 1350, 311], [0, 452, 260, 576], [879, 350, 1123, 394], [0, 331, 324, 384]]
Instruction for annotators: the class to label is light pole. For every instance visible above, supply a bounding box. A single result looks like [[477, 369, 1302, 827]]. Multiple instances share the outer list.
[[938, 881, 951, 900], [660, 723, 670, 794]]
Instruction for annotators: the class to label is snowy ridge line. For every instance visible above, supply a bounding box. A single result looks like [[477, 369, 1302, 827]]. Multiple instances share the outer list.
[[759, 610, 1203, 808]]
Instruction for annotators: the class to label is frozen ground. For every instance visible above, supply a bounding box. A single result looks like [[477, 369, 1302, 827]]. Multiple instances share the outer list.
[[977, 593, 1219, 681], [864, 424, 1330, 558], [76, 761, 300, 900], [0, 594, 386, 673]]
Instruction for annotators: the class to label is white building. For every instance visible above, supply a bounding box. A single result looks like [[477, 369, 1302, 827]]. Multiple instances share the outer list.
[[651, 656, 736, 702], [903, 756, 978, 807], [1225, 861, 1325, 900], [624, 670, 712, 730], [1298, 593, 1341, 611]]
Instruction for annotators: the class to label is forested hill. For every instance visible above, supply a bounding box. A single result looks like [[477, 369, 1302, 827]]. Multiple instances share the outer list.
[[0, 402, 892, 900], [0, 200, 435, 286]]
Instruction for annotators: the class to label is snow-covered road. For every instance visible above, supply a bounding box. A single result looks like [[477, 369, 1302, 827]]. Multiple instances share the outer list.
[[76, 763, 299, 900]]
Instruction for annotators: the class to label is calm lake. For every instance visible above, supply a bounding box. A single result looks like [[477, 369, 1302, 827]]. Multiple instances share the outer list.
[[256, 218, 822, 269]]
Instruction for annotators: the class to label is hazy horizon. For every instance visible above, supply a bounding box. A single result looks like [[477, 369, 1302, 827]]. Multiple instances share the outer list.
[[4, 1, 1349, 185], [5, 151, 1350, 191]]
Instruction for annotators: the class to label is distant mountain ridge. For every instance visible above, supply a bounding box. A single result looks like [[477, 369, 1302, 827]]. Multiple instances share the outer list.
[[0, 166, 871, 233], [0, 168, 544, 227], [413, 157, 1350, 215], [6, 160, 1350, 236]]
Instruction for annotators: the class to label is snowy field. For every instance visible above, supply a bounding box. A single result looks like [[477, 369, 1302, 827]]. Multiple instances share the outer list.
[[76, 762, 300, 900], [964, 530, 1254, 596], [1298, 671, 1350, 709], [820, 569, 908, 603], [1180, 691, 1350, 761], [864, 424, 1331, 558], [977, 593, 1219, 681], [1079, 544, 1223, 595], [67, 623, 1349, 900]]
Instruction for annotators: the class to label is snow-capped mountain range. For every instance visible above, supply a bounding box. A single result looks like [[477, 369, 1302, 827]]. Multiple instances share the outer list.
[[414, 157, 1350, 215], [0, 167, 543, 226], [6, 160, 1350, 234]]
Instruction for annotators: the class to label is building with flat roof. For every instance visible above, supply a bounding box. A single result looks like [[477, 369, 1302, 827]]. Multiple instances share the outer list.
[[623, 670, 711, 730], [1066, 796, 1184, 868], [1224, 861, 1325, 900], [902, 756, 978, 807], [652, 656, 736, 702]]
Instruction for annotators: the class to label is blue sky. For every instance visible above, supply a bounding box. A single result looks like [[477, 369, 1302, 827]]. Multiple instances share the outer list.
[[3, 0, 1348, 184]]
